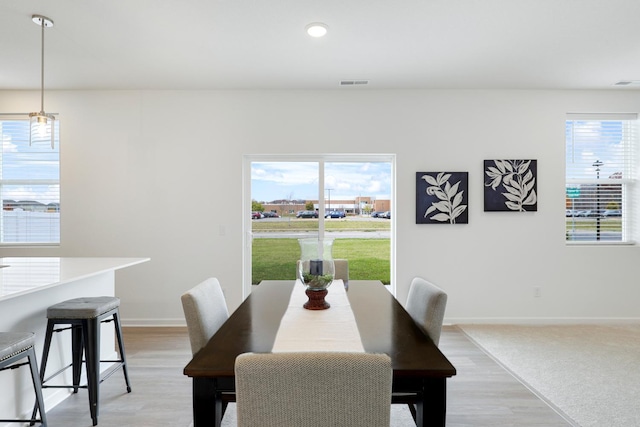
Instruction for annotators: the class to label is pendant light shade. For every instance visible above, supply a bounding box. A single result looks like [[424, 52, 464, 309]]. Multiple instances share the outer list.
[[29, 14, 55, 149]]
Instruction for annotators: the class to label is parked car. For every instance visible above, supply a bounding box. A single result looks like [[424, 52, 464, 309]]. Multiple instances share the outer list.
[[381, 211, 391, 219], [603, 209, 621, 217], [325, 211, 345, 218], [262, 211, 279, 218], [251, 211, 263, 219], [371, 211, 383, 218], [296, 210, 318, 218]]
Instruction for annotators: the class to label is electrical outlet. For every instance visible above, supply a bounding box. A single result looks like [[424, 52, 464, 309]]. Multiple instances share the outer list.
[[533, 286, 542, 298]]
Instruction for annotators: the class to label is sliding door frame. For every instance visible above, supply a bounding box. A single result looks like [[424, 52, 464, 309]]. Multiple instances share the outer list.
[[242, 153, 396, 300]]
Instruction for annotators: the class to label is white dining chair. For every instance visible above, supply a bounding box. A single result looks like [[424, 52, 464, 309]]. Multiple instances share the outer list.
[[235, 351, 392, 427], [394, 276, 448, 422], [181, 277, 232, 418], [405, 276, 448, 346], [334, 259, 349, 283], [181, 277, 229, 355]]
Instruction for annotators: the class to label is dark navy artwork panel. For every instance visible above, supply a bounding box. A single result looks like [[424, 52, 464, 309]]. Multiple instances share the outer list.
[[416, 171, 469, 224], [484, 159, 537, 212]]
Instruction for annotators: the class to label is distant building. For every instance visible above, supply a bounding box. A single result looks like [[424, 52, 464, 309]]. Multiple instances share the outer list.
[[3, 200, 56, 212], [262, 196, 391, 216]]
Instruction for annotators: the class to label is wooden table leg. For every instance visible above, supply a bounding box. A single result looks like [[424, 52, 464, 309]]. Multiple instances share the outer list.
[[193, 378, 222, 427], [418, 377, 447, 427]]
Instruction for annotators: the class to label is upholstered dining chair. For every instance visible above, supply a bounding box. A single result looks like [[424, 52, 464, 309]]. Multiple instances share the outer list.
[[394, 276, 448, 422], [181, 277, 229, 355], [235, 351, 392, 427], [405, 276, 448, 346], [333, 258, 349, 284], [181, 277, 232, 417]]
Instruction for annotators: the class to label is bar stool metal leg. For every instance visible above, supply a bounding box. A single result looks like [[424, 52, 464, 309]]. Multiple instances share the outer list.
[[71, 324, 83, 393], [112, 311, 131, 392], [26, 346, 48, 427], [82, 318, 100, 426], [37, 322, 54, 392], [0, 332, 47, 426]]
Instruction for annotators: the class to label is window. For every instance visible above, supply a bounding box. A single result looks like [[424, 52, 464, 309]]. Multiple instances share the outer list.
[[565, 113, 637, 243], [0, 118, 60, 244]]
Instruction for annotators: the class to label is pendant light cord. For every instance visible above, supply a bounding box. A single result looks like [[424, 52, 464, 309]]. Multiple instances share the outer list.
[[40, 18, 45, 113]]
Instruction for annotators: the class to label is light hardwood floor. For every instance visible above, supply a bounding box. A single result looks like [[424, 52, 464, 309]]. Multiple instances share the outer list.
[[43, 326, 572, 427]]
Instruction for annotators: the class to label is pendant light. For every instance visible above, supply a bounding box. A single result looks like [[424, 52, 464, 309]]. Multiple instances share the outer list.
[[29, 14, 55, 149]]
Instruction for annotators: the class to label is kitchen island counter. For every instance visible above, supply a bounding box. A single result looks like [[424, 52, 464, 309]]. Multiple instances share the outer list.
[[0, 257, 149, 423], [0, 257, 149, 302]]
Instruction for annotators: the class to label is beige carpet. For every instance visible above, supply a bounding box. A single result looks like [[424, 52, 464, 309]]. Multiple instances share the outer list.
[[458, 324, 640, 427]]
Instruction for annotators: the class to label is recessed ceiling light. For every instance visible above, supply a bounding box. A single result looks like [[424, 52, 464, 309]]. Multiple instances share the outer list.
[[306, 22, 328, 38]]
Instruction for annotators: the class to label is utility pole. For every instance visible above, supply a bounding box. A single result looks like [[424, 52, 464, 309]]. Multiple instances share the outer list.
[[326, 188, 333, 213], [593, 159, 603, 241]]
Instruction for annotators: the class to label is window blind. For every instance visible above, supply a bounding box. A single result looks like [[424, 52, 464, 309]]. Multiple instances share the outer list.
[[0, 118, 60, 244], [565, 113, 637, 243]]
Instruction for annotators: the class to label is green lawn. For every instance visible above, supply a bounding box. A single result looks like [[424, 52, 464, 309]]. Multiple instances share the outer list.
[[566, 218, 621, 231], [252, 238, 390, 285]]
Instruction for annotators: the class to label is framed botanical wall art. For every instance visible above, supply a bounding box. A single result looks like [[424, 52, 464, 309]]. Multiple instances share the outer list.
[[484, 159, 537, 212], [416, 172, 469, 224]]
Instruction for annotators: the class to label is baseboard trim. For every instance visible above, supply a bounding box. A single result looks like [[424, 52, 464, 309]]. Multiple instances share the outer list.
[[122, 318, 186, 327], [447, 317, 640, 325], [123, 317, 640, 328]]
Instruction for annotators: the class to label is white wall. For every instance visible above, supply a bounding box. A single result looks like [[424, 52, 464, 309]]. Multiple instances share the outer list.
[[2, 89, 640, 324]]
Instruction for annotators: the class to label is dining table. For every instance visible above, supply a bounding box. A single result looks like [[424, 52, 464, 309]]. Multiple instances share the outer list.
[[183, 279, 456, 427]]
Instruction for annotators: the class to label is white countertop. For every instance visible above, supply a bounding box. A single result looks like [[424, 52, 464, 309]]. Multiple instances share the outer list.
[[0, 257, 150, 302]]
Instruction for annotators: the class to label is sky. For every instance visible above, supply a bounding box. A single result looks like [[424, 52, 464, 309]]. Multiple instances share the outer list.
[[565, 119, 630, 181], [251, 161, 392, 202], [0, 120, 60, 204]]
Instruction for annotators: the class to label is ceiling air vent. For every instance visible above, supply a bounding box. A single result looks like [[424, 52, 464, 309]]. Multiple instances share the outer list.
[[340, 80, 369, 86], [614, 81, 640, 86]]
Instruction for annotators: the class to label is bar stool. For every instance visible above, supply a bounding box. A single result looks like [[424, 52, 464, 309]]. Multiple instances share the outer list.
[[37, 296, 131, 426], [0, 332, 47, 426]]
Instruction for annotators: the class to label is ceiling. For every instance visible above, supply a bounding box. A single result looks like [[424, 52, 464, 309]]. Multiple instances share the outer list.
[[2, 0, 640, 91]]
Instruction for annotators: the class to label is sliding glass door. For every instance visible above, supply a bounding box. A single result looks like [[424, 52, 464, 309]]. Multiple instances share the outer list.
[[243, 154, 394, 298]]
